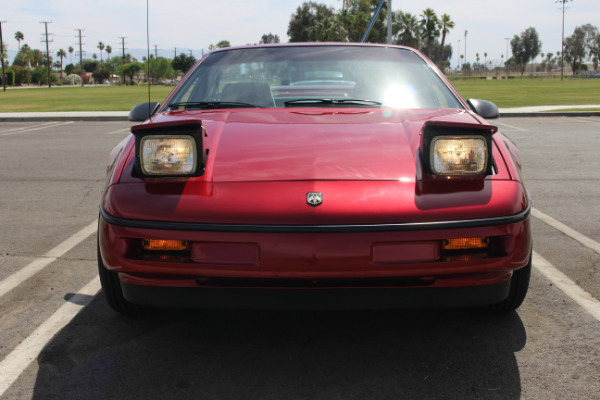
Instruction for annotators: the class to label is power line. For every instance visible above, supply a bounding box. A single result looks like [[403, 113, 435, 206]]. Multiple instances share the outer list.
[[40, 21, 53, 88]]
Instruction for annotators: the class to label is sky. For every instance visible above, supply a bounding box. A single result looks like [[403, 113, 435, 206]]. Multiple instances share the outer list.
[[3, 0, 599, 69]]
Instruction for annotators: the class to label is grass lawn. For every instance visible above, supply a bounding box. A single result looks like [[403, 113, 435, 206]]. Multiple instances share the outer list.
[[0, 85, 174, 112], [0, 78, 599, 112], [450, 77, 600, 108]]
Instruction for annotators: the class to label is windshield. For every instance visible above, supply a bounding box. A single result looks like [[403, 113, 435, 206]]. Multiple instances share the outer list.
[[167, 45, 464, 110]]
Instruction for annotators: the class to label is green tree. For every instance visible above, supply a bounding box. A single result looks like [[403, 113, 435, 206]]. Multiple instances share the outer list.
[[510, 27, 542, 75], [118, 62, 143, 85], [564, 27, 586, 75], [394, 12, 420, 48], [420, 8, 439, 60], [259, 33, 280, 44], [92, 63, 110, 83], [83, 59, 99, 73], [15, 31, 24, 51], [309, 17, 346, 41], [345, 0, 388, 43], [106, 45, 112, 58], [68, 46, 74, 64], [437, 14, 454, 65], [31, 65, 48, 85], [148, 57, 175, 82], [56, 49, 67, 80], [65, 63, 76, 75], [288, 2, 335, 42], [172, 53, 197, 74], [97, 42, 105, 61]]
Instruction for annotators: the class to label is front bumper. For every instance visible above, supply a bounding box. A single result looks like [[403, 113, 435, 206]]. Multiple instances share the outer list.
[[98, 204, 531, 309]]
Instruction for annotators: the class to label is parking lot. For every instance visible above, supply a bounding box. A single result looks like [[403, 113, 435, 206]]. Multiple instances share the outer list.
[[0, 117, 599, 399]]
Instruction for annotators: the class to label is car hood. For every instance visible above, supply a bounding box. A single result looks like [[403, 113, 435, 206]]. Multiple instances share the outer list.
[[105, 108, 528, 225], [154, 107, 483, 183]]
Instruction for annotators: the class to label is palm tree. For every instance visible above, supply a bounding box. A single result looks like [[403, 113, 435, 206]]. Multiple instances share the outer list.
[[396, 12, 420, 49], [97, 42, 105, 62], [56, 49, 67, 80], [420, 8, 439, 60], [309, 17, 345, 42], [437, 14, 454, 64], [68, 46, 74, 64], [106, 45, 112, 58], [15, 31, 24, 51]]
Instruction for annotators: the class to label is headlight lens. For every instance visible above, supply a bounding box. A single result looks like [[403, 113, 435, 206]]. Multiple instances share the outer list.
[[431, 135, 487, 175], [139, 135, 197, 175]]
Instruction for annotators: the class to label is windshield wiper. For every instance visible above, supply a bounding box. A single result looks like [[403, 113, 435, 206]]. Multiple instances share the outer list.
[[284, 98, 382, 107], [167, 101, 260, 110]]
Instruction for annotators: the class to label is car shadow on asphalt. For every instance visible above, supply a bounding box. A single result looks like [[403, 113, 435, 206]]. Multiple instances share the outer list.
[[30, 295, 526, 400]]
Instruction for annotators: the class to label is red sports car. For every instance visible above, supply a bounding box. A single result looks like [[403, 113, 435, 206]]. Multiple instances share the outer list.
[[98, 43, 531, 315]]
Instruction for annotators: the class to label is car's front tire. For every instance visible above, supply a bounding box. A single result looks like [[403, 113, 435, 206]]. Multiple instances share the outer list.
[[97, 240, 143, 316], [490, 252, 532, 313]]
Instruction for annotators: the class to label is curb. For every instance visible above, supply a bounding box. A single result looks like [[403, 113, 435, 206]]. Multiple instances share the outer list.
[[499, 111, 600, 118], [1, 111, 599, 122], [0, 116, 129, 122]]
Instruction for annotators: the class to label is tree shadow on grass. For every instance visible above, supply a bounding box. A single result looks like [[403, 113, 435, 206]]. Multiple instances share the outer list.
[[31, 296, 526, 400]]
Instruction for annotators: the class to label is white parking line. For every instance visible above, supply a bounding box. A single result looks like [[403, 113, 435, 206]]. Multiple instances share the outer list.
[[495, 121, 527, 132], [533, 251, 600, 322], [0, 221, 97, 300], [0, 121, 74, 136], [0, 122, 61, 135], [108, 128, 131, 135], [532, 207, 600, 255], [575, 117, 600, 125], [0, 276, 101, 396]]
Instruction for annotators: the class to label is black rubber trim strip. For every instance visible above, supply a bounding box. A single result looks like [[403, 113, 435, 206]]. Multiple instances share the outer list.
[[100, 201, 530, 233]]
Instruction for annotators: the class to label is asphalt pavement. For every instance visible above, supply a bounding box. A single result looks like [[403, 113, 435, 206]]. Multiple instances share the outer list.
[[1, 105, 600, 121]]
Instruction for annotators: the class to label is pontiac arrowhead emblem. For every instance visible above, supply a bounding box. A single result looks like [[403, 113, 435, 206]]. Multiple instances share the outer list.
[[306, 192, 323, 207]]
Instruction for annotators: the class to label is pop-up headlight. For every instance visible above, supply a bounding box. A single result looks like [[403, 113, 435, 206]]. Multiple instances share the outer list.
[[131, 120, 204, 177], [421, 122, 496, 176], [431, 135, 487, 174]]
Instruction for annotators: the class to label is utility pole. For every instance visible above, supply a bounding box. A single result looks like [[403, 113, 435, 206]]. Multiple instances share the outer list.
[[119, 36, 127, 60], [556, 0, 572, 81], [0, 20, 7, 91], [76, 29, 85, 86], [153, 44, 158, 59], [41, 21, 53, 88], [174, 47, 177, 59], [386, 0, 392, 44]]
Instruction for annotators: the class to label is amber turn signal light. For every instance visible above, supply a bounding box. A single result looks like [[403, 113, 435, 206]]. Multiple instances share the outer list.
[[142, 239, 188, 252], [442, 237, 489, 251]]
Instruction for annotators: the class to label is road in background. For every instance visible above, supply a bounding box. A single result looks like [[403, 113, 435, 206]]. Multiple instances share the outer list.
[[0, 118, 598, 399]]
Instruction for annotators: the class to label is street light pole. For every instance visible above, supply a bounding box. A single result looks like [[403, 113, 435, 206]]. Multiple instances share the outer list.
[[556, 0, 572, 81], [505, 37, 510, 77], [464, 30, 468, 68]]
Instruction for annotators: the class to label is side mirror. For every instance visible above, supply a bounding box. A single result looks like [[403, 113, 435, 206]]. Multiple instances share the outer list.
[[129, 102, 160, 122], [467, 99, 499, 120]]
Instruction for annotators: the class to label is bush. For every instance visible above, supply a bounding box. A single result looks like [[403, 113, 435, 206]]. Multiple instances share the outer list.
[[2, 69, 15, 86], [10, 65, 28, 85], [92, 64, 110, 84], [31, 66, 49, 85], [63, 73, 82, 86], [65, 64, 76, 75]]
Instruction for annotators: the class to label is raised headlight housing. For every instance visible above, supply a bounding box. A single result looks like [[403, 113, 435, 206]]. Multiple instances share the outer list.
[[421, 122, 496, 176], [131, 120, 205, 177], [431, 135, 487, 175]]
